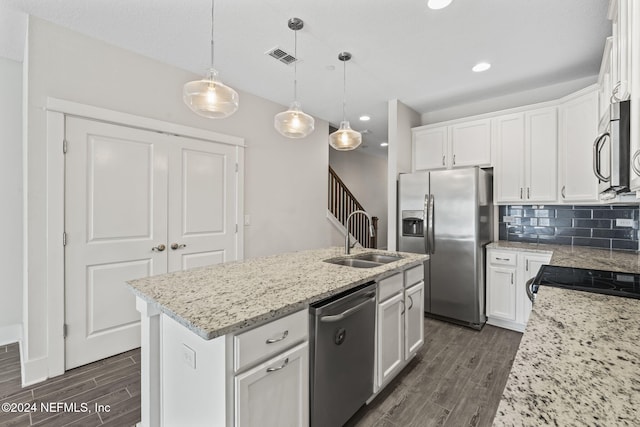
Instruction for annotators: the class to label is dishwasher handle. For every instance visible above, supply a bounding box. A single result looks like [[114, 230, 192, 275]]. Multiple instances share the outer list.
[[319, 292, 376, 323]]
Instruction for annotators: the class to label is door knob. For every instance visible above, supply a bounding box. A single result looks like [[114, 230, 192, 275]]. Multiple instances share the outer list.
[[171, 243, 187, 250], [151, 244, 166, 252]]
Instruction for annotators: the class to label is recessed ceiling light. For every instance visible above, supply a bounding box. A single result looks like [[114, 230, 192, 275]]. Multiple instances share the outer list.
[[428, 0, 453, 10], [380, 142, 389, 147], [472, 62, 491, 72], [359, 115, 371, 121]]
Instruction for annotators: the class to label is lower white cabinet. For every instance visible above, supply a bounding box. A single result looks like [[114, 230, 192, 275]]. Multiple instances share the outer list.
[[235, 342, 309, 427], [487, 265, 517, 322], [375, 265, 425, 392], [486, 248, 552, 332]]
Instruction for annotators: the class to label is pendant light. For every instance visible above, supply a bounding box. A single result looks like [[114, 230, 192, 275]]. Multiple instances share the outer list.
[[329, 52, 362, 151], [183, 0, 239, 119], [274, 18, 315, 138]]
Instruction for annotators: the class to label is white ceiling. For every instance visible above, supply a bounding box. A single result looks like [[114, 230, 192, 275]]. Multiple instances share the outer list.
[[0, 0, 611, 155]]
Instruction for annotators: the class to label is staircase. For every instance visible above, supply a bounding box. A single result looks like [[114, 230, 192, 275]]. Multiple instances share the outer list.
[[328, 166, 378, 248]]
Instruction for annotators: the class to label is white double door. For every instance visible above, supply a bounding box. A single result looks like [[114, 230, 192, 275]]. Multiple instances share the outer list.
[[64, 117, 240, 369]]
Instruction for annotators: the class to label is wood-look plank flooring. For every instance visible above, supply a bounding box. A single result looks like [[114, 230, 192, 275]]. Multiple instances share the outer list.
[[0, 317, 521, 427], [346, 317, 523, 427], [0, 344, 140, 427]]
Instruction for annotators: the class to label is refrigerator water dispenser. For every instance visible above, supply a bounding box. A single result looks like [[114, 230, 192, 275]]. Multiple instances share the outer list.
[[401, 210, 424, 237]]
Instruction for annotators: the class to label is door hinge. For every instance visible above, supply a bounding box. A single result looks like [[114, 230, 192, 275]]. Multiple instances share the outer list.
[[63, 324, 68, 338], [235, 224, 238, 233], [63, 232, 67, 246], [235, 163, 239, 173], [63, 139, 68, 154]]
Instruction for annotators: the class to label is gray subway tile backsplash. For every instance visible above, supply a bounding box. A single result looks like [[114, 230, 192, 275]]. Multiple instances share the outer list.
[[499, 205, 640, 251]]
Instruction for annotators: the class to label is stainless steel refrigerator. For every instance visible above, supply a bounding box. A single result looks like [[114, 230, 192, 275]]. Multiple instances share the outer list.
[[398, 167, 493, 329]]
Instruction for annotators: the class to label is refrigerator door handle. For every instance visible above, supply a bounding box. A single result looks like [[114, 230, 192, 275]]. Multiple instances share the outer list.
[[428, 195, 435, 254], [423, 194, 430, 254]]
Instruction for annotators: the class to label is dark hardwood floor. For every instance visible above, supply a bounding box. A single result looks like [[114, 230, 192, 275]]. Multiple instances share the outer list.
[[346, 317, 523, 427], [0, 317, 521, 427], [0, 344, 141, 427]]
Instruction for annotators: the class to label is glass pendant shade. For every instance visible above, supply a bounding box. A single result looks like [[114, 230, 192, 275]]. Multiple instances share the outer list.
[[275, 101, 315, 138], [183, 68, 239, 119], [329, 120, 362, 151]]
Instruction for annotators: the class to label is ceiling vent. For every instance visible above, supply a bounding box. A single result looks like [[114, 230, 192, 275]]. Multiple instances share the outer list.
[[266, 46, 299, 65]]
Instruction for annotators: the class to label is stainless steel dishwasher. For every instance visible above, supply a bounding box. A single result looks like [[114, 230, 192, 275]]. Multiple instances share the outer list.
[[309, 282, 376, 427]]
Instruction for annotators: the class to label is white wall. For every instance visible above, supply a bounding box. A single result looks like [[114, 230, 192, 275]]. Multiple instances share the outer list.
[[329, 150, 388, 249], [0, 57, 23, 345], [23, 17, 331, 380], [422, 76, 595, 124], [387, 100, 421, 250]]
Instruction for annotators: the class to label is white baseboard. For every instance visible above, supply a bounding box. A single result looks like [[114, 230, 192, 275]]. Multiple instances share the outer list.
[[0, 324, 22, 346], [486, 317, 525, 333], [21, 355, 50, 387]]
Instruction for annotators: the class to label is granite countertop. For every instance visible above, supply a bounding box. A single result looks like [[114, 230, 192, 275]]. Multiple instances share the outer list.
[[493, 287, 640, 426], [487, 241, 640, 273], [127, 246, 427, 340]]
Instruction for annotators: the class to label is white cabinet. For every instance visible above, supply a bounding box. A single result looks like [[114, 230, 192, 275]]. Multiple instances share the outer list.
[[494, 107, 557, 204], [375, 265, 425, 392], [377, 291, 404, 387], [235, 342, 309, 427], [487, 265, 517, 322], [413, 126, 448, 170], [486, 248, 551, 332], [413, 119, 491, 171], [449, 119, 492, 168], [558, 89, 600, 203], [404, 281, 424, 359]]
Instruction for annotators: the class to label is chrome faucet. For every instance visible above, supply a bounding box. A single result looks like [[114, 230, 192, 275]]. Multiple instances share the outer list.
[[344, 210, 376, 254]]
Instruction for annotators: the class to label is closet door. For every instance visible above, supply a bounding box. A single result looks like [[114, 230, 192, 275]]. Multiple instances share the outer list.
[[64, 117, 169, 369], [167, 136, 239, 272]]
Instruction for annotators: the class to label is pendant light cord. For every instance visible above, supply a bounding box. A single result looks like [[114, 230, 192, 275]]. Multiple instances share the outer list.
[[342, 57, 347, 121], [293, 27, 298, 102], [210, 0, 215, 69]]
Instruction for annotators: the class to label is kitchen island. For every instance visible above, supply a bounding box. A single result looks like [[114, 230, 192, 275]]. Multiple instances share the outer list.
[[128, 246, 427, 427], [491, 241, 640, 426]]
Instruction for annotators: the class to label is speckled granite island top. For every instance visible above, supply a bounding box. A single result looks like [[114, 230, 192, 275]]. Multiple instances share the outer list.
[[127, 247, 427, 340], [488, 241, 640, 273], [493, 287, 640, 426]]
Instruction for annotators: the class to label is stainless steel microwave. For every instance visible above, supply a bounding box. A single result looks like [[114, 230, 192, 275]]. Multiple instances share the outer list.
[[593, 100, 631, 197]]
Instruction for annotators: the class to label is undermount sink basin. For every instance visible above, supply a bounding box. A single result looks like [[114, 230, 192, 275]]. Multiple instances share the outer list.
[[352, 253, 403, 264], [323, 252, 404, 268], [323, 258, 382, 268]]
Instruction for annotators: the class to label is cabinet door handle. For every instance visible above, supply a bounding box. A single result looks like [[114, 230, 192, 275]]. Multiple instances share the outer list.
[[442, 155, 445, 166], [170, 243, 187, 250], [266, 358, 289, 373], [151, 244, 166, 252], [520, 188, 523, 199], [495, 257, 511, 261], [453, 154, 456, 165], [400, 300, 406, 315], [511, 273, 514, 284], [407, 295, 414, 311], [526, 259, 529, 271], [527, 187, 530, 199], [561, 185, 566, 199], [632, 150, 640, 177], [265, 330, 288, 344]]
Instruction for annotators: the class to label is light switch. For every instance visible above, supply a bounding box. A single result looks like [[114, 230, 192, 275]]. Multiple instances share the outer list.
[[182, 344, 196, 369], [244, 215, 251, 226]]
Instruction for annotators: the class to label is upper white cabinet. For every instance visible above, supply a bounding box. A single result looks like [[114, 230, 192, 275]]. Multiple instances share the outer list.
[[413, 126, 448, 170], [494, 107, 557, 204], [558, 89, 600, 203], [610, 0, 633, 103], [413, 119, 491, 171]]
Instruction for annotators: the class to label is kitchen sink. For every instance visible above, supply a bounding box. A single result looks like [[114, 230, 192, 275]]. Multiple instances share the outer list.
[[323, 253, 404, 268], [352, 253, 403, 264], [323, 258, 382, 268]]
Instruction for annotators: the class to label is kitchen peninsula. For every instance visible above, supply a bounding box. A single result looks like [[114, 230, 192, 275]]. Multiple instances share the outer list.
[[128, 246, 427, 427]]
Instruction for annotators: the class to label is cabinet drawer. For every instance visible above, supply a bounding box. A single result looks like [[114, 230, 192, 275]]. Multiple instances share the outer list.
[[234, 309, 308, 372], [404, 265, 424, 287], [489, 251, 516, 266], [378, 273, 403, 301]]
